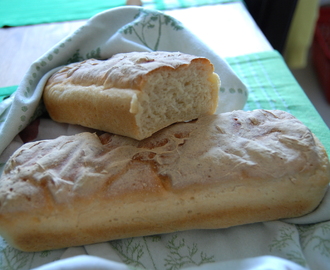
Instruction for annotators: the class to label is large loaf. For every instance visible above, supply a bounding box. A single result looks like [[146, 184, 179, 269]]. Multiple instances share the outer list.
[[43, 51, 220, 140], [0, 109, 329, 252]]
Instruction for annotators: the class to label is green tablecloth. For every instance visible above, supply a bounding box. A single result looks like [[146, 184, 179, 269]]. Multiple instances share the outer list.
[[0, 86, 16, 102], [0, 0, 241, 27], [1, 50, 328, 154], [226, 51, 330, 155]]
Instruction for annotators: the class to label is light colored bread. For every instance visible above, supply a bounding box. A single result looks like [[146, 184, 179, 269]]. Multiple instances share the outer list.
[[0, 109, 329, 252], [43, 51, 220, 140]]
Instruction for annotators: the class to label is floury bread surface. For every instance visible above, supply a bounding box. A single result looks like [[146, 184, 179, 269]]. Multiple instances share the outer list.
[[43, 51, 220, 140], [0, 109, 329, 252]]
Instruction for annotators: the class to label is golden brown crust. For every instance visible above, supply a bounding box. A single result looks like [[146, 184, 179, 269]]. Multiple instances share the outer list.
[[0, 109, 329, 252], [43, 51, 220, 140], [46, 52, 210, 90]]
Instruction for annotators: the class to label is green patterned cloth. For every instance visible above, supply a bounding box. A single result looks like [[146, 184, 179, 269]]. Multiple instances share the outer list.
[[0, 0, 241, 27], [226, 51, 330, 155], [0, 86, 16, 102]]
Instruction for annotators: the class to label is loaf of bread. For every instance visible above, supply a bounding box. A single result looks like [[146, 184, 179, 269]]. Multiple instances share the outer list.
[[43, 51, 220, 140], [0, 109, 329, 252]]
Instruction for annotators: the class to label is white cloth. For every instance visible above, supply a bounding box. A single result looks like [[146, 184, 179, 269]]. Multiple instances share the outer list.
[[32, 255, 129, 270], [32, 255, 307, 270]]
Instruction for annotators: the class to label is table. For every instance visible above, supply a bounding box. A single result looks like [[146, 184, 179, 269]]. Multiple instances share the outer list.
[[0, 2, 272, 88]]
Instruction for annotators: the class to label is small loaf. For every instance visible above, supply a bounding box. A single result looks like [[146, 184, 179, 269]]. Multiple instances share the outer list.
[[0, 109, 329, 252], [43, 51, 220, 140]]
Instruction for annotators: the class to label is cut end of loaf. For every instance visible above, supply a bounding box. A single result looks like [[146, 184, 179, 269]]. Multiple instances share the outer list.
[[133, 59, 220, 140]]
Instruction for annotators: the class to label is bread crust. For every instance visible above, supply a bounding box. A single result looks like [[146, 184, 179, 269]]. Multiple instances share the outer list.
[[0, 109, 329, 252], [43, 51, 220, 140]]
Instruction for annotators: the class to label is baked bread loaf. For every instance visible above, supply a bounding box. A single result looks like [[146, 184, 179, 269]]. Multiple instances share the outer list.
[[0, 109, 329, 252], [43, 51, 220, 140]]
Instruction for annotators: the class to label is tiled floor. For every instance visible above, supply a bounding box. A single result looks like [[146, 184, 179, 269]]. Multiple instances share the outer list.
[[290, 55, 330, 129]]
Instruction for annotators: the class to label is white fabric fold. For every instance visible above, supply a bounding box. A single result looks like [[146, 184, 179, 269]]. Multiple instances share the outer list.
[[32, 255, 308, 270], [32, 255, 129, 270]]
